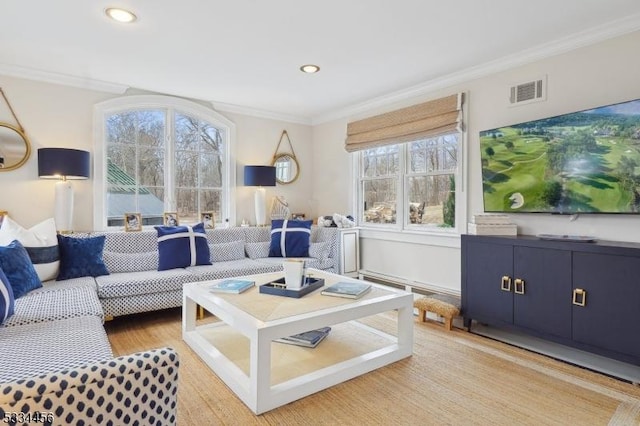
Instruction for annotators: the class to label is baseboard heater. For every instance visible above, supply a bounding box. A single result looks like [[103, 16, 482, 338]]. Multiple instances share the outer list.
[[358, 269, 460, 297]]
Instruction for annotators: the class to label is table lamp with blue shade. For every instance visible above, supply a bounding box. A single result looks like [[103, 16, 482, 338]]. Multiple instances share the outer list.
[[38, 148, 90, 232], [244, 165, 276, 226]]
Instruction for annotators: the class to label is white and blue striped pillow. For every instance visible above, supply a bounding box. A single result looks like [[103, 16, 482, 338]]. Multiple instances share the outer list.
[[155, 223, 211, 271], [0, 217, 59, 282], [0, 267, 15, 324], [269, 219, 312, 257]]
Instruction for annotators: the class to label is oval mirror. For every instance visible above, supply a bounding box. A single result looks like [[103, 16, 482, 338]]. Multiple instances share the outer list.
[[272, 153, 299, 184], [0, 123, 31, 171]]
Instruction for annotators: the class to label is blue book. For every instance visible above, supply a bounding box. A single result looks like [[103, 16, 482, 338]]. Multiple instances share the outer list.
[[275, 327, 331, 348], [209, 279, 255, 294], [321, 281, 372, 299]]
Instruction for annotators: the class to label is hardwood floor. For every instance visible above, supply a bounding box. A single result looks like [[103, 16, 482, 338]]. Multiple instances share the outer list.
[[104, 308, 640, 425]]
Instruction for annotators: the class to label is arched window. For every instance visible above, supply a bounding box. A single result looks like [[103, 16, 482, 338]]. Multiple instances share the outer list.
[[93, 95, 236, 230]]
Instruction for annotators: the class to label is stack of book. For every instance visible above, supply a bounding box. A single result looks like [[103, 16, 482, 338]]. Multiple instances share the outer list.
[[321, 281, 372, 299], [274, 327, 331, 348], [468, 214, 517, 236], [208, 279, 255, 294]]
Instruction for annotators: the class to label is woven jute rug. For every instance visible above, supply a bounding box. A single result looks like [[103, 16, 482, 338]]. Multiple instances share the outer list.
[[105, 308, 640, 425]]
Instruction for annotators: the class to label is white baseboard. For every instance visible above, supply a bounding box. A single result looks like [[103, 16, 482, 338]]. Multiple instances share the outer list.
[[358, 269, 460, 297]]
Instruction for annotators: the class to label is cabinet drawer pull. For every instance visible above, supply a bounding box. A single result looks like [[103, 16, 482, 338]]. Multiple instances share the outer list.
[[501, 276, 512, 292], [514, 278, 525, 295], [573, 288, 586, 307]]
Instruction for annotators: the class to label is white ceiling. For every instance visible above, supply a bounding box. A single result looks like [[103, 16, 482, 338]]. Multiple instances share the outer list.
[[1, 1, 640, 124]]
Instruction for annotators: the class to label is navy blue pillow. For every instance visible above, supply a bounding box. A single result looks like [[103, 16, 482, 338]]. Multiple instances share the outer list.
[[0, 267, 15, 324], [57, 235, 110, 281], [155, 223, 211, 271], [269, 219, 313, 257], [0, 240, 42, 298]]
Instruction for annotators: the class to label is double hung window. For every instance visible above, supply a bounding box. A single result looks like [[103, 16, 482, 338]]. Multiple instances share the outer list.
[[359, 133, 459, 230], [348, 93, 465, 234]]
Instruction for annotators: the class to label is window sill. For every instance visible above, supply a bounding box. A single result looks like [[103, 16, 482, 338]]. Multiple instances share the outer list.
[[358, 227, 461, 248]]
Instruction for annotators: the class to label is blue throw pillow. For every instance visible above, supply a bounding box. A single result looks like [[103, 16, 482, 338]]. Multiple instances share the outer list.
[[0, 267, 15, 324], [0, 240, 42, 298], [155, 223, 211, 271], [57, 234, 110, 281], [269, 219, 312, 257]]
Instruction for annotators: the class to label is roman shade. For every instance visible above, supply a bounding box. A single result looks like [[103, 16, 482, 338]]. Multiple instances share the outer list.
[[345, 93, 464, 152]]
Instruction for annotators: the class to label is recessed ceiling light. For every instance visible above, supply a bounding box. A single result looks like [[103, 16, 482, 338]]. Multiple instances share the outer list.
[[105, 7, 137, 23], [300, 64, 320, 74]]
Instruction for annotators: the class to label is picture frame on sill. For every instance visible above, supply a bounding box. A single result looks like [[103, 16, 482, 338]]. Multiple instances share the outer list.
[[163, 212, 179, 226], [200, 211, 215, 229], [124, 213, 142, 232], [291, 213, 306, 220]]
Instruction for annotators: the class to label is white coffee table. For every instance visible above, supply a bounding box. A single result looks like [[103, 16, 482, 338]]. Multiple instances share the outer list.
[[182, 269, 413, 414]]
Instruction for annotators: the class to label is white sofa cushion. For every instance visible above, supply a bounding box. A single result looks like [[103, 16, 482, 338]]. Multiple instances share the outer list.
[[245, 241, 270, 259], [96, 269, 197, 299], [103, 250, 159, 273], [3, 285, 104, 328], [187, 259, 282, 281], [209, 240, 245, 262], [0, 316, 112, 383]]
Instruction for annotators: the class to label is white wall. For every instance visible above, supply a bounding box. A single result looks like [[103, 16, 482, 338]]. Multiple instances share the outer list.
[[0, 76, 313, 230], [223, 112, 313, 225], [0, 76, 112, 230], [3, 30, 639, 293], [312, 30, 640, 293]]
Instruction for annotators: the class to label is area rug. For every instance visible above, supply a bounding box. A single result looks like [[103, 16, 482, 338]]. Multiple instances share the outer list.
[[105, 308, 640, 425]]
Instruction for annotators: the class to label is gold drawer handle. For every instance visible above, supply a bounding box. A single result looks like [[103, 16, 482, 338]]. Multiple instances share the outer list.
[[573, 288, 586, 307], [514, 278, 525, 295], [501, 276, 512, 292]]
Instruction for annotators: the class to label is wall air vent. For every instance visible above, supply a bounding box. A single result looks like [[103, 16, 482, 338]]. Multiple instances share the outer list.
[[509, 76, 546, 107]]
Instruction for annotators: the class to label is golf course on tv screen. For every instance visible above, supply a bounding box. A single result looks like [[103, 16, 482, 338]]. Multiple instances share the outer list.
[[480, 98, 640, 214]]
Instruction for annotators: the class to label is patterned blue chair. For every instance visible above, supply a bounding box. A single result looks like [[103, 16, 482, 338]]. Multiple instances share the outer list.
[[0, 347, 179, 425]]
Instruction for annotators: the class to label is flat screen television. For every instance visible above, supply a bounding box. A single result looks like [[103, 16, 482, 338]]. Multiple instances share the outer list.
[[479, 97, 640, 214]]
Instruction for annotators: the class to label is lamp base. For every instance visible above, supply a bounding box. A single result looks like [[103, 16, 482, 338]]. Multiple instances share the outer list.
[[254, 187, 267, 226], [54, 180, 74, 233]]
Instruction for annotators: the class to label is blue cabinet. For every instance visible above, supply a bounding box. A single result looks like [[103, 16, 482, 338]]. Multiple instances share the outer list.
[[462, 234, 640, 366], [573, 252, 640, 363]]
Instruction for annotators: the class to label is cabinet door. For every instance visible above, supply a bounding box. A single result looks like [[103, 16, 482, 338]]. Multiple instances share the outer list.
[[340, 229, 359, 277], [464, 241, 514, 324], [513, 247, 572, 339], [573, 253, 640, 359]]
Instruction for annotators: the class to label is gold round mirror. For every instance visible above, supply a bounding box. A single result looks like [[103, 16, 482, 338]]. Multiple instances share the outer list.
[[0, 123, 31, 171], [272, 153, 299, 184]]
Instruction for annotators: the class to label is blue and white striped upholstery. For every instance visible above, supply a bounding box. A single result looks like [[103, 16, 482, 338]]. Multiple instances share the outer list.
[[0, 268, 14, 325]]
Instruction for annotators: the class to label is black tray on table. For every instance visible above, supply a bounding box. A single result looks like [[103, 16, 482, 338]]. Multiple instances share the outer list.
[[259, 277, 325, 298]]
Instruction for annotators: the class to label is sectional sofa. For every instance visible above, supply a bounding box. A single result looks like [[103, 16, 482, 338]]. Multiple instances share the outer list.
[[0, 224, 339, 423], [86, 225, 340, 318], [0, 275, 179, 424]]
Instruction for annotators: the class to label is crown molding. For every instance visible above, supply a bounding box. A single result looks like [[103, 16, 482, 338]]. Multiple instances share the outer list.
[[2, 13, 639, 126], [212, 101, 312, 125], [312, 13, 640, 125], [0, 63, 129, 94]]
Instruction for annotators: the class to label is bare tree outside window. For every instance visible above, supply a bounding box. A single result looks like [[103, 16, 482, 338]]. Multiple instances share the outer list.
[[361, 145, 399, 224], [359, 133, 459, 229], [175, 113, 224, 223], [106, 109, 225, 227]]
